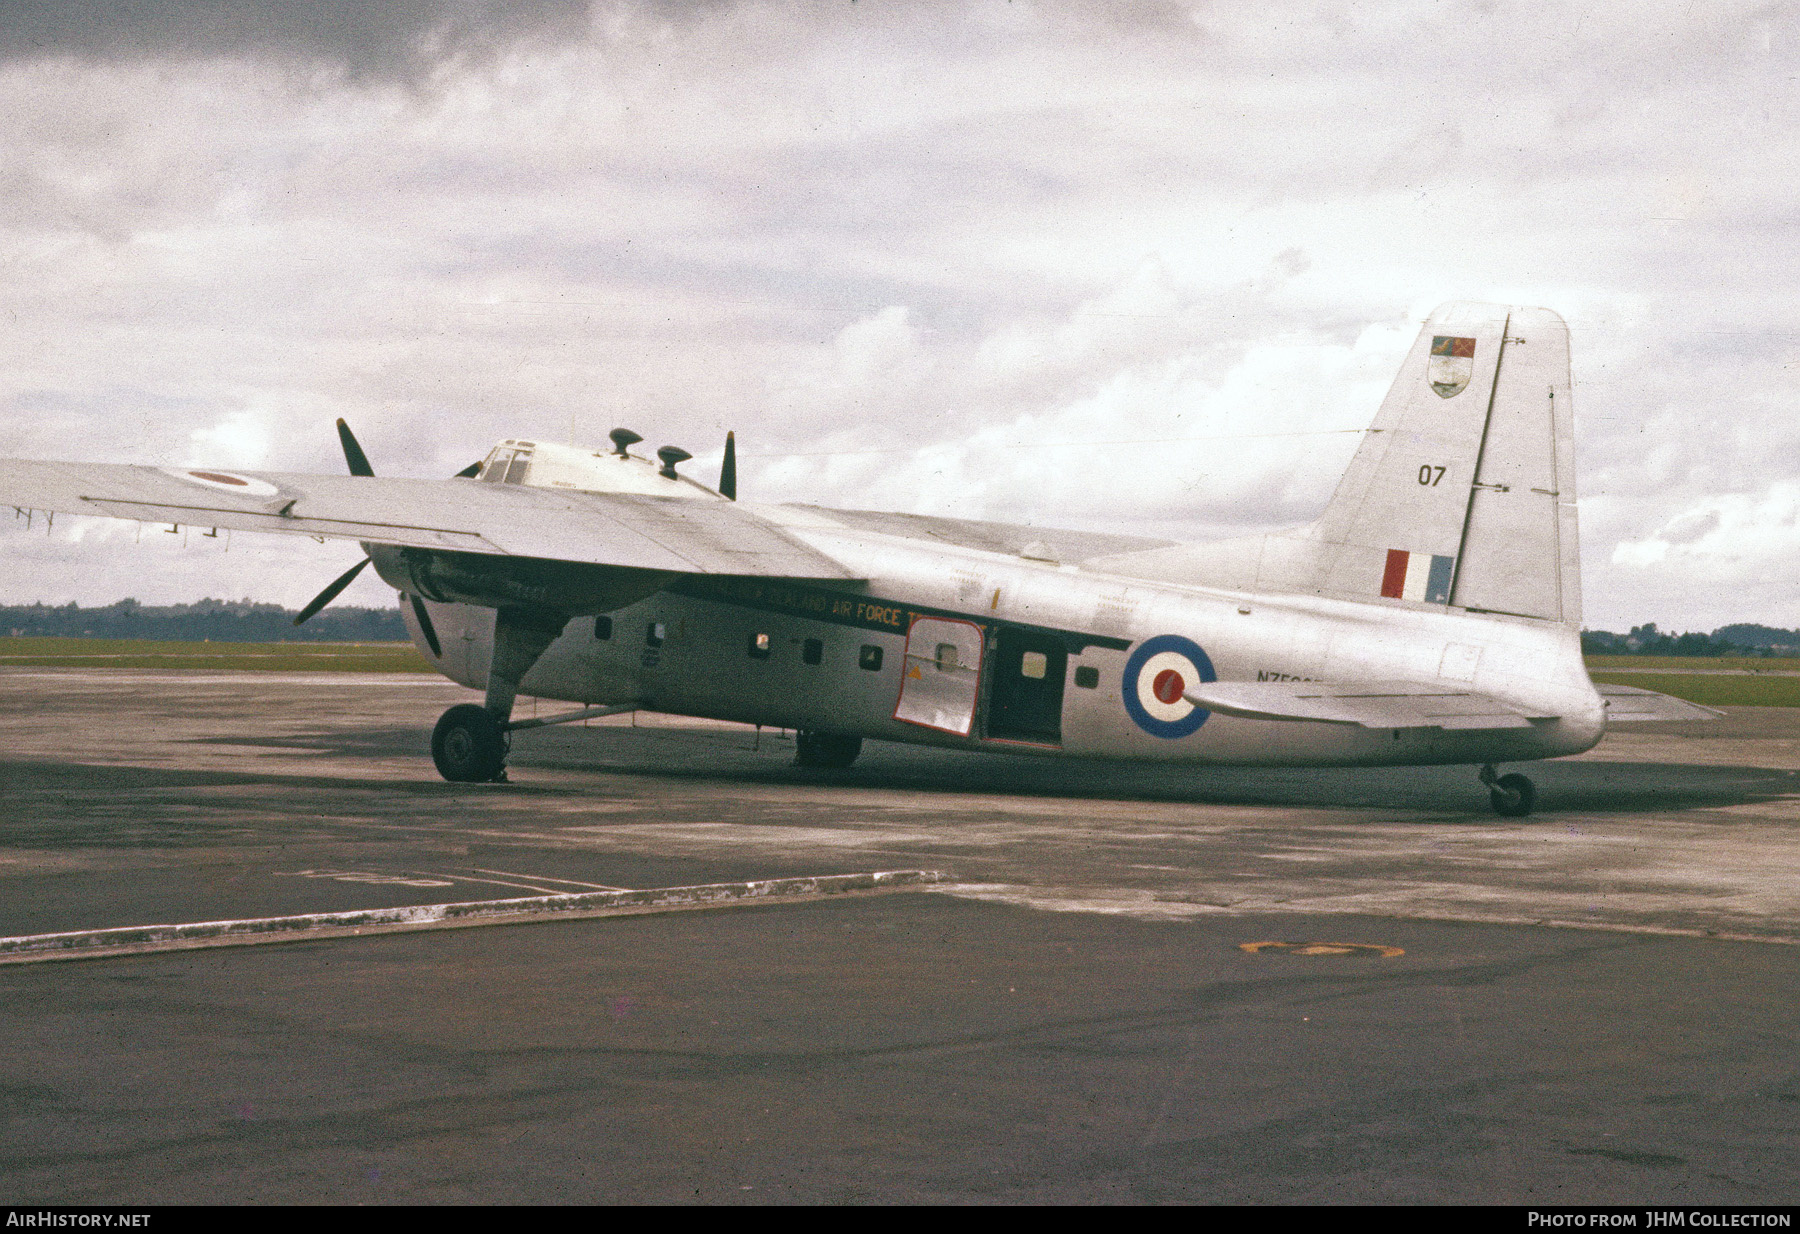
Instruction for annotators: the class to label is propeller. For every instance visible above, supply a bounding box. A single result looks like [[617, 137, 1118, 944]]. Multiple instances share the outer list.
[[405, 593, 442, 658], [337, 418, 374, 477], [292, 419, 442, 658], [293, 557, 371, 625], [719, 430, 736, 500]]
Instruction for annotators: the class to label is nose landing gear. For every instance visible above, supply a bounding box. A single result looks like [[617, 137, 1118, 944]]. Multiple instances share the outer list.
[[1479, 763, 1536, 817]]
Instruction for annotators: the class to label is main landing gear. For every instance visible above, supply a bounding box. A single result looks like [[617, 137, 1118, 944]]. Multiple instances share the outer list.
[[795, 730, 862, 769], [430, 605, 569, 784], [1479, 763, 1537, 817], [432, 704, 509, 783], [428, 607, 655, 783]]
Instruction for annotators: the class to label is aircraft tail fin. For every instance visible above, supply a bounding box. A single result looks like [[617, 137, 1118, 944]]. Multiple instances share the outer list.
[[1299, 302, 1580, 623], [1087, 302, 1580, 625]]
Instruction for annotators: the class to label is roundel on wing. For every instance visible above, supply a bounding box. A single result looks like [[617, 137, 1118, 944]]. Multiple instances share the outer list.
[[1122, 634, 1217, 739], [161, 467, 280, 498]]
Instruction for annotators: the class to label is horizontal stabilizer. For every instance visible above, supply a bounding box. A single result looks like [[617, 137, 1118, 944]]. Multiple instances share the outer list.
[[1597, 684, 1724, 724], [1183, 680, 1549, 730]]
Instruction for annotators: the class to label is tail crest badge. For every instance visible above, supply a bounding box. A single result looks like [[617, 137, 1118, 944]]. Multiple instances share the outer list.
[[1428, 335, 1476, 398]]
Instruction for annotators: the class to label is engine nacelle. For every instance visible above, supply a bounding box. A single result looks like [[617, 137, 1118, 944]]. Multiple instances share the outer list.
[[368, 544, 673, 615]]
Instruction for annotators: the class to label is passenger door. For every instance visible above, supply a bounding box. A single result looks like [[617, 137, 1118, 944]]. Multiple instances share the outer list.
[[894, 617, 984, 736]]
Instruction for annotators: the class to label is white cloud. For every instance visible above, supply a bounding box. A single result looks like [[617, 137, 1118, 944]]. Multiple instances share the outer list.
[[1614, 485, 1800, 571], [186, 405, 273, 469]]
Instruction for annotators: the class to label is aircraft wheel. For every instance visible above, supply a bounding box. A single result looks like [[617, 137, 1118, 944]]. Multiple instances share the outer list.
[[432, 704, 508, 782], [795, 730, 862, 768], [1488, 772, 1536, 817]]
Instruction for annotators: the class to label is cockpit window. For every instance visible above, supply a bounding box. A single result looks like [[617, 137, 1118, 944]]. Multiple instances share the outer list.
[[479, 448, 533, 484]]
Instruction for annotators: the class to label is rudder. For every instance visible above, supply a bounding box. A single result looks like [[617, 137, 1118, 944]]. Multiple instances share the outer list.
[[1446, 307, 1578, 623]]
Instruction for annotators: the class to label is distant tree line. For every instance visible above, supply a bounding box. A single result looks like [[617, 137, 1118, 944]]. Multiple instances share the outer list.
[[1580, 622, 1800, 657], [0, 598, 408, 642]]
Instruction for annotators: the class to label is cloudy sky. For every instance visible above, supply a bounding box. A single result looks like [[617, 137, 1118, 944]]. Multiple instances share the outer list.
[[0, 0, 1795, 632]]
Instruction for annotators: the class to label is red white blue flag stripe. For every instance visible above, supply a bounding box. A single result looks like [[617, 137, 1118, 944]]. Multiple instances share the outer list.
[[1381, 549, 1455, 603]]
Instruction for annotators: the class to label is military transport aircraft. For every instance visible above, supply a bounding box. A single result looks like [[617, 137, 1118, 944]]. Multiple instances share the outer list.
[[0, 302, 1712, 814]]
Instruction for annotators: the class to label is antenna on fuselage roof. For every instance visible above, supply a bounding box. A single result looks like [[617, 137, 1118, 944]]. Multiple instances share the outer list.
[[720, 431, 737, 500]]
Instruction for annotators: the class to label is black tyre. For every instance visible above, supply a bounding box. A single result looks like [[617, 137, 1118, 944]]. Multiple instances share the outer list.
[[432, 703, 508, 782], [795, 730, 862, 768], [1489, 772, 1536, 817]]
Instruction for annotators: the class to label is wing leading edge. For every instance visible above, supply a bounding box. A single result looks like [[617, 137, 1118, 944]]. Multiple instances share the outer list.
[[0, 459, 856, 580], [1182, 680, 1549, 730], [1187, 680, 1722, 731]]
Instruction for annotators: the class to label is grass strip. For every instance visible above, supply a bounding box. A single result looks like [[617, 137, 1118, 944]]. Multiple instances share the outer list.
[[0, 636, 431, 673], [1588, 672, 1800, 708], [1585, 655, 1800, 671]]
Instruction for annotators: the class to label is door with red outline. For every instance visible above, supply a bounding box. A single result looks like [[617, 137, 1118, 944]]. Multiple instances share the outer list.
[[893, 617, 984, 736]]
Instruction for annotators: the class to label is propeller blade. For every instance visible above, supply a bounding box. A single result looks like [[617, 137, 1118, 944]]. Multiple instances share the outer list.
[[293, 556, 371, 626], [409, 593, 443, 658], [336, 418, 375, 477], [454, 461, 483, 478], [720, 430, 736, 501]]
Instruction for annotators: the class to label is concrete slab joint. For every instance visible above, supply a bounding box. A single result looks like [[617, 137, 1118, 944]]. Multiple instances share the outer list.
[[0, 869, 949, 964]]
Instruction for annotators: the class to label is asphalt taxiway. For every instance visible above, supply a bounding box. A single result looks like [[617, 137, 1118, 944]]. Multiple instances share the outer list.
[[1, 669, 1797, 1204]]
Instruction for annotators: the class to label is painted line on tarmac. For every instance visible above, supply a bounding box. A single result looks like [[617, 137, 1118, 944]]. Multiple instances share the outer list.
[[468, 868, 629, 891], [0, 869, 946, 965], [936, 883, 1800, 946]]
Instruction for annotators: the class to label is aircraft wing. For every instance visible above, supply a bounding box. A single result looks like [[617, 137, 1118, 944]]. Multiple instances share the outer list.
[[0, 459, 855, 579], [1595, 684, 1724, 724], [1182, 680, 1550, 730]]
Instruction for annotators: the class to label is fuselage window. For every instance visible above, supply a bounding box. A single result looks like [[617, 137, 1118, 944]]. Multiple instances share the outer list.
[[480, 452, 510, 482], [748, 632, 772, 659], [1074, 665, 1100, 689], [594, 616, 613, 641], [859, 644, 883, 671], [802, 638, 823, 665], [646, 622, 665, 648], [935, 642, 959, 672], [1020, 651, 1047, 680], [503, 452, 533, 485]]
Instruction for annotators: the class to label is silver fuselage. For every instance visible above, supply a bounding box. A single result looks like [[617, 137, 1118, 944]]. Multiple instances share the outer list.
[[399, 507, 1606, 768]]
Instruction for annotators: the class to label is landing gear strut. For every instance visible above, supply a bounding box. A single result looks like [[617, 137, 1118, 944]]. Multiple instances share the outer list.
[[431, 606, 572, 784], [1479, 763, 1536, 817], [795, 730, 862, 769]]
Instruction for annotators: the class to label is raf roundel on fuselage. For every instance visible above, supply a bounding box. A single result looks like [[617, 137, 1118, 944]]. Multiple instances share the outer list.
[[1122, 634, 1216, 739]]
